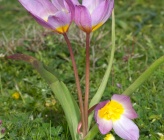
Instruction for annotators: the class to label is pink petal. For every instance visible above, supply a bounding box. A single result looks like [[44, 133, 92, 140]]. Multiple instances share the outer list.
[[30, 13, 53, 29], [83, 0, 99, 6], [101, 0, 114, 23], [52, 0, 67, 11], [111, 94, 138, 119], [91, 0, 114, 27], [97, 117, 113, 135], [111, 94, 131, 105], [47, 11, 71, 33], [51, 0, 73, 19], [82, 0, 101, 14], [65, 0, 75, 20], [19, 0, 57, 19], [113, 116, 139, 140], [123, 108, 138, 120], [71, 0, 80, 5], [74, 5, 92, 33], [94, 100, 112, 134]]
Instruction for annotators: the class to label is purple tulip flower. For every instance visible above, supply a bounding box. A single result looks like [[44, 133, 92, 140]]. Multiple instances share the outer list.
[[18, 0, 74, 34], [71, 0, 114, 33], [94, 94, 139, 140]]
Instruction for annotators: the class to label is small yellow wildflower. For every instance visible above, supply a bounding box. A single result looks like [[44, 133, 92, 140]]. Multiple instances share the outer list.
[[159, 134, 164, 140], [12, 92, 20, 99], [160, 136, 164, 140], [157, 132, 164, 140], [45, 98, 56, 107], [104, 133, 115, 140]]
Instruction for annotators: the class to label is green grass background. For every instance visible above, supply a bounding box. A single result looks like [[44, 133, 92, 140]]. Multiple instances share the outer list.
[[0, 0, 164, 139]]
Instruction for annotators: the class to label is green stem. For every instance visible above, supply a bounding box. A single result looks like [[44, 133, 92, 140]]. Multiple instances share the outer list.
[[63, 33, 85, 135], [123, 55, 164, 95], [84, 33, 90, 135]]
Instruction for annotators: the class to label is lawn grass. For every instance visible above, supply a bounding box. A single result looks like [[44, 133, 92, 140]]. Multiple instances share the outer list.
[[0, 0, 164, 139]]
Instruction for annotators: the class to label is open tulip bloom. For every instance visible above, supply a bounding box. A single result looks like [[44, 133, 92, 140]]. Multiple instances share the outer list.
[[72, 0, 114, 33], [18, 0, 73, 34], [94, 94, 139, 140]]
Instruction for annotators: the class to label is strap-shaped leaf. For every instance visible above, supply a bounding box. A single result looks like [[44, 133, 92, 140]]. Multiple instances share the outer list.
[[7, 54, 57, 84], [8, 54, 80, 140], [89, 10, 115, 108], [50, 81, 80, 140], [84, 124, 98, 140], [123, 55, 164, 95], [88, 11, 115, 129]]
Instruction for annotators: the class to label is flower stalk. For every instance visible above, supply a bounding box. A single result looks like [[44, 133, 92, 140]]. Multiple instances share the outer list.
[[63, 33, 86, 135], [84, 33, 90, 134]]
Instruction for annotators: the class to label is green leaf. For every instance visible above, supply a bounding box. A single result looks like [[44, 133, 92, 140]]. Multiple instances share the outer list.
[[123, 55, 164, 95], [8, 54, 80, 140], [88, 10, 115, 128], [50, 81, 80, 140], [84, 124, 99, 140], [7, 54, 57, 84], [89, 10, 115, 108]]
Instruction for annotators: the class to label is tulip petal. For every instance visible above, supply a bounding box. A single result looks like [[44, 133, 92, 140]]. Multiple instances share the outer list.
[[113, 116, 139, 140], [82, 0, 101, 14], [30, 13, 53, 29], [71, 0, 80, 5], [74, 5, 92, 33], [48, 11, 71, 34], [82, 0, 98, 6], [19, 0, 57, 20], [91, 0, 114, 31], [123, 107, 138, 120], [52, 0, 65, 11], [94, 100, 112, 134], [65, 0, 75, 20], [112, 94, 138, 119], [101, 0, 114, 23], [97, 117, 113, 135], [52, 0, 74, 20]]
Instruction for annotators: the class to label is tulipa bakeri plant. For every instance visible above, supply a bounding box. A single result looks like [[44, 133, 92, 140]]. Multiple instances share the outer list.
[[6, 0, 164, 140]]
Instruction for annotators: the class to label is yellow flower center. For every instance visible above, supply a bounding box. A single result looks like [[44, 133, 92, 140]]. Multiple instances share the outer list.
[[98, 100, 124, 121], [92, 22, 103, 32], [104, 133, 115, 140], [56, 24, 69, 34], [43, 16, 69, 34]]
